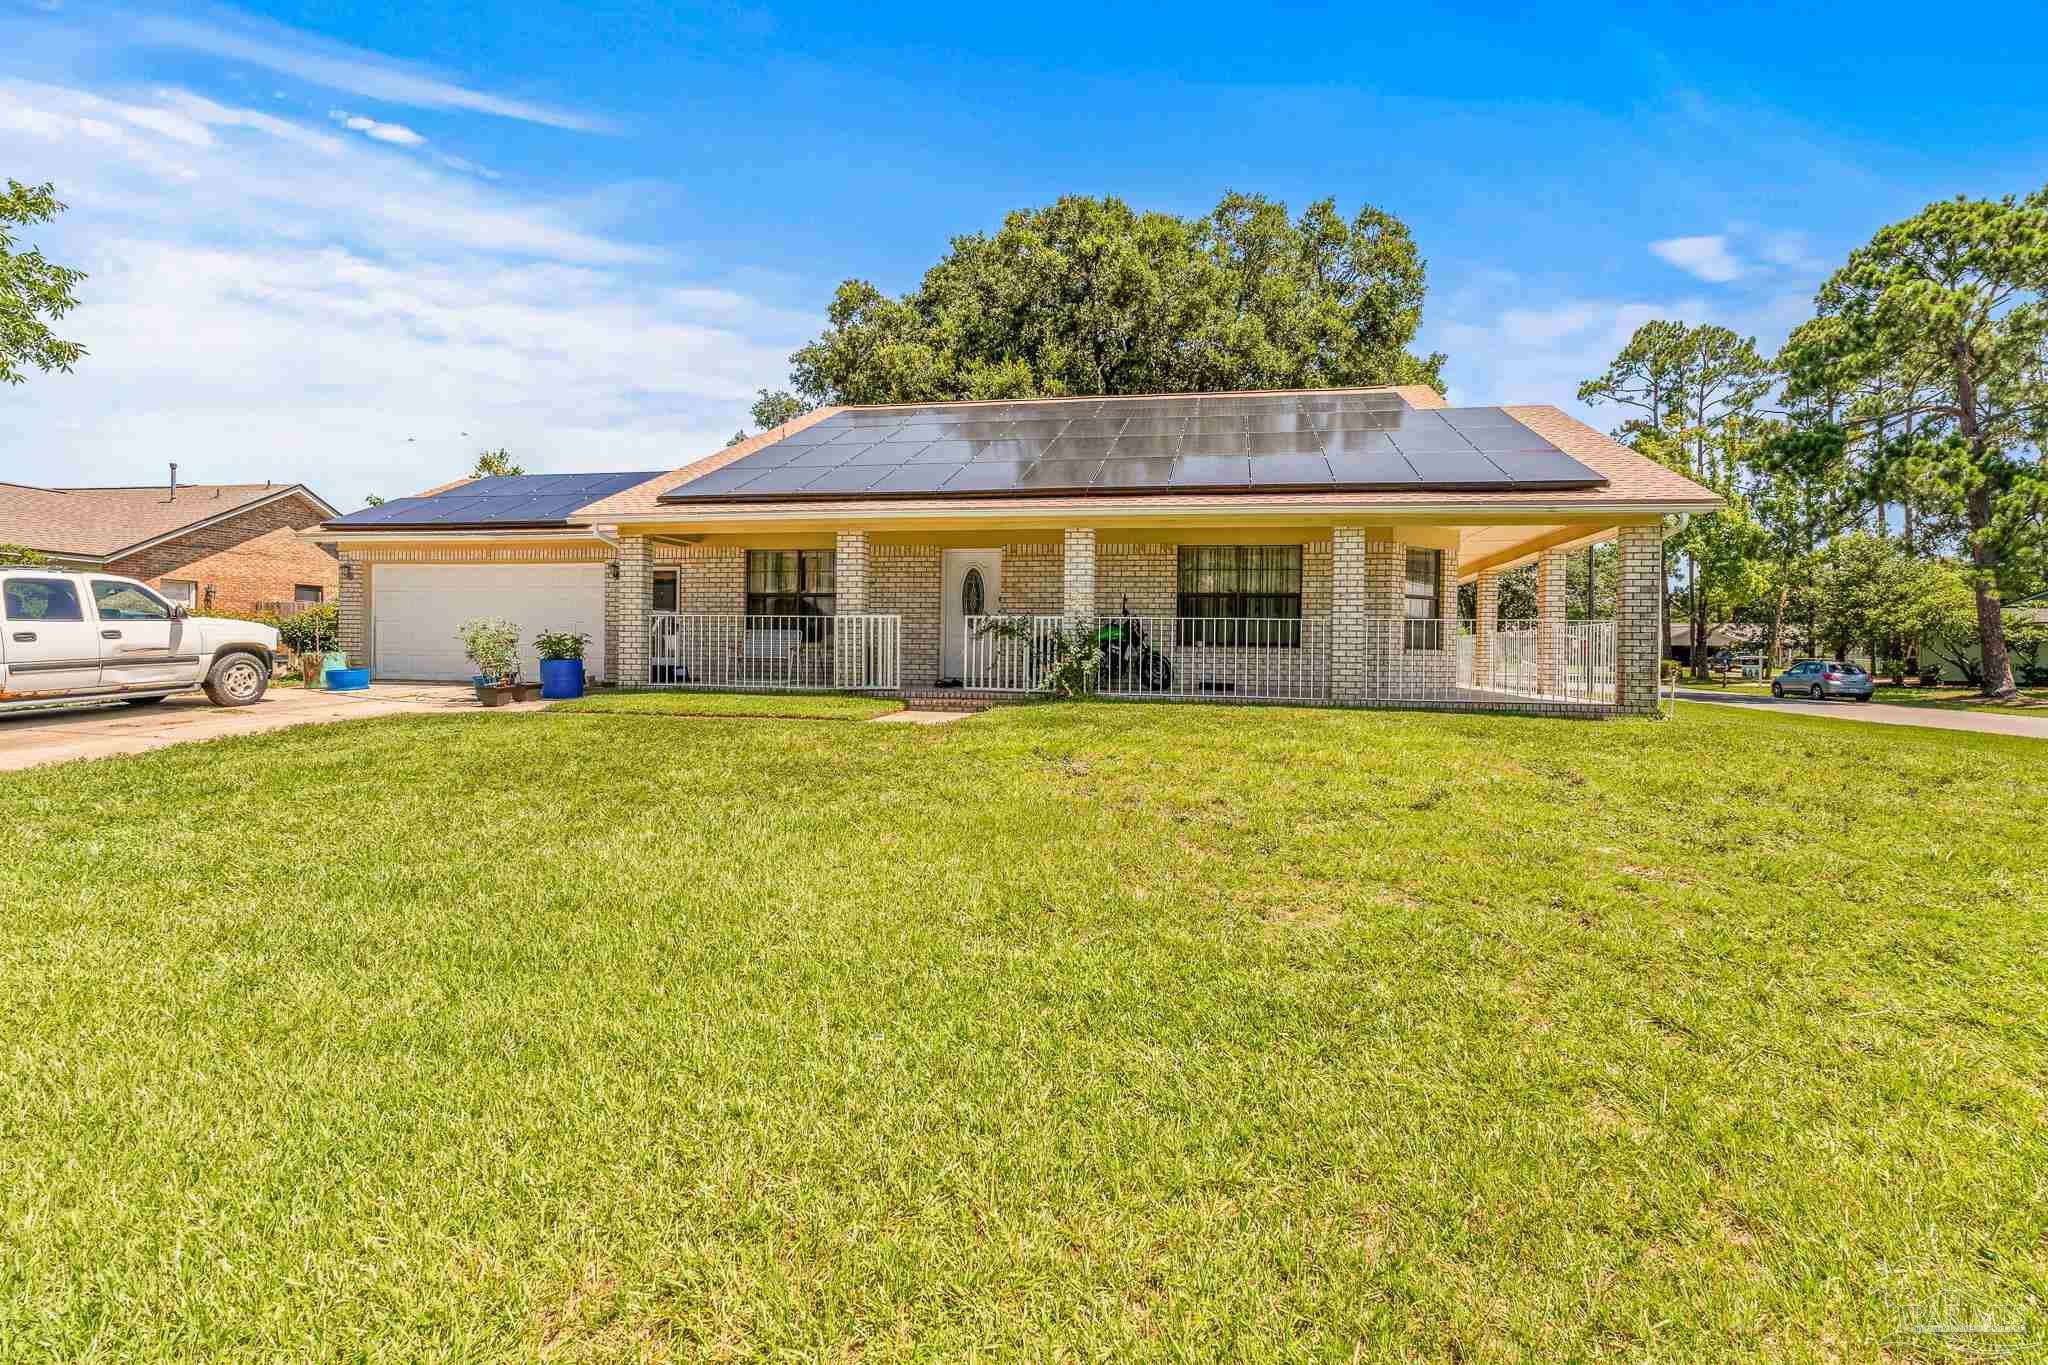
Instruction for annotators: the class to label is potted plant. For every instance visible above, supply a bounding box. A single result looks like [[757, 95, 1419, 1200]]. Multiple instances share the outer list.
[[534, 629, 590, 699], [456, 617, 533, 706]]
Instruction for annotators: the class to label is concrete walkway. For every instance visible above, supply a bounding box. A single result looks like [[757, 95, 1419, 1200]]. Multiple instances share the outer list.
[[1674, 689, 2048, 740], [0, 683, 542, 772]]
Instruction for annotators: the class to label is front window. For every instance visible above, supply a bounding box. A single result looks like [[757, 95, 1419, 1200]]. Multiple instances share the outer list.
[[1404, 547, 1443, 650], [3, 577, 85, 622], [651, 570, 678, 613], [160, 578, 197, 606], [293, 584, 324, 604], [91, 579, 171, 621], [1176, 545, 1302, 646], [746, 549, 835, 640]]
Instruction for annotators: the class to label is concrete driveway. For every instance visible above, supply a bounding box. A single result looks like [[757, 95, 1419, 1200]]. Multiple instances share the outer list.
[[1674, 688, 2048, 740], [0, 683, 542, 772]]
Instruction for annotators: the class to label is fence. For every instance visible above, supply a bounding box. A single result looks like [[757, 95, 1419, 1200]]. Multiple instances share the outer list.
[[646, 613, 900, 691]]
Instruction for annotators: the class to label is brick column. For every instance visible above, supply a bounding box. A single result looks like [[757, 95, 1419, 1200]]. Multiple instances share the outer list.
[[1615, 523, 1665, 714], [614, 534, 653, 688], [601, 554, 621, 686], [1061, 528, 1096, 624], [1472, 570, 1500, 689], [834, 530, 874, 688], [1535, 546, 1570, 697], [337, 552, 371, 670], [1330, 527, 1367, 703], [1365, 538, 1404, 700], [835, 530, 871, 612]]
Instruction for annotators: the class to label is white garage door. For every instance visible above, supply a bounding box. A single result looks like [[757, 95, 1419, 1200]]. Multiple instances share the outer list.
[[372, 562, 607, 682]]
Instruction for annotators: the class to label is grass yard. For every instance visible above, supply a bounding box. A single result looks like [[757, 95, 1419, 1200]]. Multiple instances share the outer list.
[[549, 689, 903, 720], [1, 701, 2044, 1360]]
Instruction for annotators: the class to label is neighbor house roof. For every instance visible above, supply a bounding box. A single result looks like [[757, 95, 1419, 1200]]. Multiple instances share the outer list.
[[0, 481, 338, 561]]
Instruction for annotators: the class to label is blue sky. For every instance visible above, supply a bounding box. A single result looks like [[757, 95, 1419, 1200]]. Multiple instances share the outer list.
[[4, 0, 2045, 510]]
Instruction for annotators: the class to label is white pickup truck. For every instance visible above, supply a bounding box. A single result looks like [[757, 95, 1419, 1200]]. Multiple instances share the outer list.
[[0, 568, 280, 713]]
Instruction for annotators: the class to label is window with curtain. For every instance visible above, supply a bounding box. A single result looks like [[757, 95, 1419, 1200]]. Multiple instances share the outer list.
[[1175, 545, 1302, 646], [746, 549, 835, 639], [1404, 547, 1443, 650]]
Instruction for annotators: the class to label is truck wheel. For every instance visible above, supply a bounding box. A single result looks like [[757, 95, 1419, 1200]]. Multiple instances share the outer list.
[[203, 652, 270, 707]]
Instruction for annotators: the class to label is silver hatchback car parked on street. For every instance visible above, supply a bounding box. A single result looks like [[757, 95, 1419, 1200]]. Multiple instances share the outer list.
[[1771, 659, 1875, 701]]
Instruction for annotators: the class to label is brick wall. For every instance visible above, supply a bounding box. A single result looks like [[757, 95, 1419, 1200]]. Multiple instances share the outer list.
[[872, 545, 941, 685], [105, 491, 338, 614]]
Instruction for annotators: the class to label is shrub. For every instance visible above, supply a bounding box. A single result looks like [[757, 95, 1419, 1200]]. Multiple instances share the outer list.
[[276, 605, 339, 656], [456, 617, 523, 683], [974, 617, 1101, 698], [533, 629, 589, 661]]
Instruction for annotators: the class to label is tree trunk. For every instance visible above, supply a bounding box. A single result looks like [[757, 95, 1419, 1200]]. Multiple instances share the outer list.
[[1968, 486, 2017, 698], [1770, 581, 1788, 670]]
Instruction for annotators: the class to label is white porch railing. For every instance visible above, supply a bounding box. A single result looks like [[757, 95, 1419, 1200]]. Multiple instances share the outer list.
[[962, 614, 1617, 707], [647, 612, 900, 691], [964, 615, 1331, 702], [1476, 620, 1618, 704]]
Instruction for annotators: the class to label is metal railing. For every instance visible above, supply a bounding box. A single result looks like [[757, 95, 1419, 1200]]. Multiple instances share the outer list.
[[1474, 620, 1618, 704], [647, 612, 900, 691], [963, 615, 1332, 702], [961, 614, 1618, 708]]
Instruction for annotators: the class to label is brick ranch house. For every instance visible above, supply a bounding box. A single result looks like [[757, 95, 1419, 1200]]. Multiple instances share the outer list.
[[315, 386, 1720, 716], [0, 476, 340, 615]]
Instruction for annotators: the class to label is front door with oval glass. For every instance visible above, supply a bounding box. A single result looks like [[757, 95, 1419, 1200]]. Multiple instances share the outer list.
[[940, 548, 1001, 683]]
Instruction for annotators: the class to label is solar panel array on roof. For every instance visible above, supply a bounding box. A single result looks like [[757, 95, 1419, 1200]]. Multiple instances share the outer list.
[[325, 471, 666, 527], [659, 395, 1604, 503]]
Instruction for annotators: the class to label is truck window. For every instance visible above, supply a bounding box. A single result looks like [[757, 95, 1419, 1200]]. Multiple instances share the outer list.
[[92, 580, 172, 621], [4, 578, 86, 622]]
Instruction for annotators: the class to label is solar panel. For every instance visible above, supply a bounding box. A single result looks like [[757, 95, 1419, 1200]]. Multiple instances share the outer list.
[[652, 400, 1606, 502], [1247, 454, 1335, 486], [869, 463, 964, 494]]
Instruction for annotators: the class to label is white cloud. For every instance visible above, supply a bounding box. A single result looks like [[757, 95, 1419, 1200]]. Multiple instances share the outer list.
[[329, 108, 424, 146], [0, 79, 811, 509], [1649, 234, 1745, 283], [135, 14, 615, 133]]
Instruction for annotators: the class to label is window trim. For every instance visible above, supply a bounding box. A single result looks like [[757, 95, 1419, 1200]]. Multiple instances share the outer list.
[[1175, 545, 1303, 647], [1403, 547, 1444, 651], [292, 584, 325, 604], [745, 548, 836, 640], [159, 578, 198, 607]]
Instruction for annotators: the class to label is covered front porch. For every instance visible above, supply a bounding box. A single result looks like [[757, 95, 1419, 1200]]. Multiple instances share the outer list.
[[608, 514, 1666, 717]]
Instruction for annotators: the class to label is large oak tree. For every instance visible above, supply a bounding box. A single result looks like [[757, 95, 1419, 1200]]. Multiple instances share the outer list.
[[784, 193, 1445, 406]]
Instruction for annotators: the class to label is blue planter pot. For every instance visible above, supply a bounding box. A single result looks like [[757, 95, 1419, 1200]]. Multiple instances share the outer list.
[[539, 658, 585, 699], [323, 667, 370, 692]]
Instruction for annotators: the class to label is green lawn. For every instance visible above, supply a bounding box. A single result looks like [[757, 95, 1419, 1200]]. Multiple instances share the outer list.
[[2, 701, 2043, 1360], [549, 688, 903, 720]]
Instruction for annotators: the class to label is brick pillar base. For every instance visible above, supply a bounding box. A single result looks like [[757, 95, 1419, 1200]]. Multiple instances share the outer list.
[[1473, 571, 1500, 689], [834, 530, 873, 688], [1616, 523, 1665, 714], [1062, 528, 1096, 624], [615, 535, 652, 687], [338, 553, 370, 670], [1535, 547, 1569, 697], [1330, 527, 1367, 702]]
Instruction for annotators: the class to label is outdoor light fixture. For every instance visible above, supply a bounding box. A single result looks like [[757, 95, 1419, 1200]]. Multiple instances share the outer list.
[[607, 561, 620, 580], [340, 562, 355, 581]]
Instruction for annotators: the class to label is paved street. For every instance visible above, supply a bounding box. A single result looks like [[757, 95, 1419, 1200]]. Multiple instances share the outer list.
[[0, 683, 543, 772], [1674, 689, 2048, 740]]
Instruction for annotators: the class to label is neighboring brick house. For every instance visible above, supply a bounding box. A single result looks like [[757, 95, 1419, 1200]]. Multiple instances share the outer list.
[[0, 478, 340, 614]]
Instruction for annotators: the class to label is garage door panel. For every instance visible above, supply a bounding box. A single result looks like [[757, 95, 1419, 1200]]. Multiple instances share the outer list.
[[372, 563, 607, 682]]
